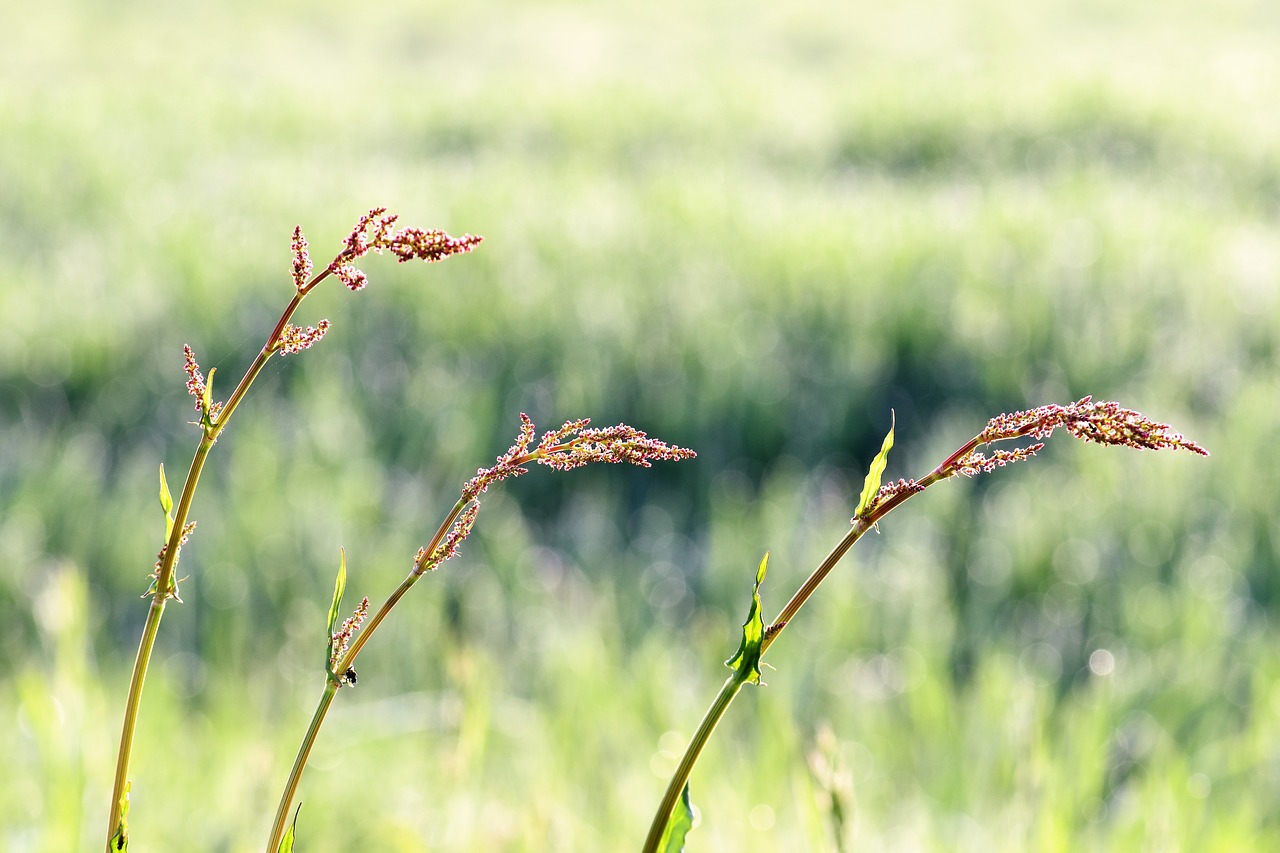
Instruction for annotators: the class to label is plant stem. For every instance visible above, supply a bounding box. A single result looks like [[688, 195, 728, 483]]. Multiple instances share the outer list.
[[641, 670, 749, 853], [642, 437, 971, 849], [264, 683, 338, 853], [264, 499, 464, 850], [106, 291, 312, 850]]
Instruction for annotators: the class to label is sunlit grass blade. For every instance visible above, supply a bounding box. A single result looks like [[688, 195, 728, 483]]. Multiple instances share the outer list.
[[158, 464, 174, 538], [854, 411, 894, 518], [325, 550, 347, 671]]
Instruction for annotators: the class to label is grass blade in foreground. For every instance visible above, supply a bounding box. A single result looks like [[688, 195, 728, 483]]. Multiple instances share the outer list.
[[645, 397, 1207, 850]]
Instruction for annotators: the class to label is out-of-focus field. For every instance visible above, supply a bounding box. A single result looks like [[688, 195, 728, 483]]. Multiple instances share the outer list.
[[2, 0, 1277, 849]]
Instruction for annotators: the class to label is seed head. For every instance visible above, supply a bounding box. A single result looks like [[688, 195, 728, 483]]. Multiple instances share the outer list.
[[325, 207, 483, 292], [276, 320, 332, 356]]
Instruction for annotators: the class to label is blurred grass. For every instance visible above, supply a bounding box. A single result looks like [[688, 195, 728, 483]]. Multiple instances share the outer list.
[[2, 0, 1278, 849]]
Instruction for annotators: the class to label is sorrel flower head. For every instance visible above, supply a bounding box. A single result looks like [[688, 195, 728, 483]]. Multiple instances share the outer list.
[[276, 320, 332, 356], [858, 397, 1207, 521], [404, 415, 695, 579], [461, 414, 697, 503], [320, 207, 484, 293], [291, 225, 312, 291], [328, 596, 370, 675], [977, 396, 1209, 456], [182, 345, 224, 419], [937, 396, 1208, 487], [415, 501, 481, 575]]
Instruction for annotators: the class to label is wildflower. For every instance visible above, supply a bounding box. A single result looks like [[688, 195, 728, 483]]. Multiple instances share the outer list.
[[415, 501, 481, 575], [182, 345, 223, 419], [462, 414, 696, 502], [328, 596, 370, 675], [325, 207, 483, 293], [291, 225, 312, 291], [276, 320, 332, 356], [980, 396, 1209, 455]]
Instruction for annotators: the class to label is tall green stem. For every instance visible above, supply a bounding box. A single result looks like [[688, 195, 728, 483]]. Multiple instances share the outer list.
[[264, 683, 338, 853], [641, 671, 748, 853], [106, 288, 314, 851], [642, 442, 968, 849], [264, 499, 464, 851]]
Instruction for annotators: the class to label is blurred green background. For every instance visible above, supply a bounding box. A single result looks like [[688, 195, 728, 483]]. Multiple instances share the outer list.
[[2, 0, 1276, 849]]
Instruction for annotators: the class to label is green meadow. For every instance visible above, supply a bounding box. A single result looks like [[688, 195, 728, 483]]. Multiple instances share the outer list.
[[3, 0, 1278, 849]]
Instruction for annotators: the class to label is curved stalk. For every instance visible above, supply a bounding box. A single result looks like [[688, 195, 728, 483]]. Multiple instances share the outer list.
[[264, 683, 338, 853], [641, 671, 747, 853], [105, 291, 311, 850], [263, 500, 464, 850], [644, 398, 1207, 846]]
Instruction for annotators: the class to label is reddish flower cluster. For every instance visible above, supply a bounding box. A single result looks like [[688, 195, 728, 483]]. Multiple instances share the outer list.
[[328, 596, 370, 674], [461, 414, 696, 503], [182, 345, 223, 418], [325, 207, 483, 292], [980, 396, 1209, 455], [276, 320, 332, 356], [291, 225, 312, 291], [871, 477, 927, 505], [149, 520, 196, 602], [415, 501, 481, 575], [955, 445, 1045, 477], [404, 415, 695, 578]]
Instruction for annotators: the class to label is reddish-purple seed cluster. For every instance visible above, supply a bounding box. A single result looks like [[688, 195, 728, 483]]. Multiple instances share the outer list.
[[416, 501, 481, 574], [182, 345, 223, 419], [276, 320, 332, 356], [290, 225, 312, 291], [981, 396, 1209, 456], [329, 596, 370, 673], [955, 445, 1045, 477], [322, 207, 483, 293], [462, 414, 696, 503]]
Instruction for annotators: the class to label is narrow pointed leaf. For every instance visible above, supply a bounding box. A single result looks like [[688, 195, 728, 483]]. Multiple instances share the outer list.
[[855, 411, 895, 518], [276, 803, 302, 853], [159, 464, 174, 538], [202, 367, 216, 421], [325, 550, 346, 667], [725, 552, 769, 685], [657, 782, 694, 853]]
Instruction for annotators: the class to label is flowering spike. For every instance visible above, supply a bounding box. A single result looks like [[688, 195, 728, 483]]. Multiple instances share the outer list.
[[291, 225, 313, 291], [955, 445, 1045, 477], [182, 345, 224, 421], [322, 207, 482, 293], [415, 501, 481, 575], [385, 227, 484, 264], [461, 414, 695, 501], [978, 397, 1208, 456], [277, 320, 333, 356], [536, 422, 697, 471], [328, 596, 370, 676], [183, 345, 206, 411], [146, 521, 196, 601]]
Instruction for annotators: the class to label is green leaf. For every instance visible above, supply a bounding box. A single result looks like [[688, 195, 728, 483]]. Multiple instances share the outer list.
[[725, 552, 769, 685], [159, 464, 175, 538], [276, 803, 302, 853], [201, 366, 217, 427], [855, 411, 895, 518], [657, 782, 695, 853], [325, 550, 346, 668], [109, 782, 130, 851]]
